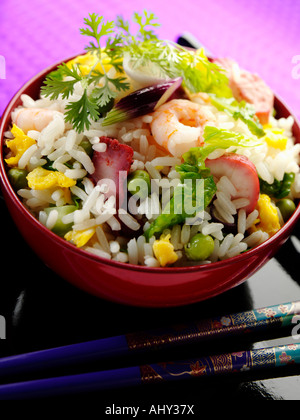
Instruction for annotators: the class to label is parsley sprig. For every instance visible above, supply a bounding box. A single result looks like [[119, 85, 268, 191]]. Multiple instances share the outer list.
[[40, 11, 234, 133], [41, 13, 130, 132]]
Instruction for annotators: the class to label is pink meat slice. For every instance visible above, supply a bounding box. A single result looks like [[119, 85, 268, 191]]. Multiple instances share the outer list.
[[213, 57, 274, 125], [91, 136, 134, 208], [206, 153, 260, 214]]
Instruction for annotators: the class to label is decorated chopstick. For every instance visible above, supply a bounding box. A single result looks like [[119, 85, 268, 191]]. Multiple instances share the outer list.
[[0, 343, 299, 399], [0, 301, 299, 379]]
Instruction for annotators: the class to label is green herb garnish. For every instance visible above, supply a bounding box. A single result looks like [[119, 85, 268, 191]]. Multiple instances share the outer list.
[[41, 11, 232, 133], [41, 13, 130, 132], [119, 28, 232, 98]]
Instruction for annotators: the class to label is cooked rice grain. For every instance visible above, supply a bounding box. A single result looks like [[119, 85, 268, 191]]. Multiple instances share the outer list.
[[7, 89, 299, 268]]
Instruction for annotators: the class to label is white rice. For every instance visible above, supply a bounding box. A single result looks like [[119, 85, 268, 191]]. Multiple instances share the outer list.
[[95, 226, 111, 253], [144, 256, 160, 267], [144, 161, 162, 180], [5, 85, 299, 268], [85, 246, 112, 260], [118, 209, 141, 231], [38, 113, 65, 154], [150, 157, 181, 167], [68, 149, 95, 174], [45, 209, 58, 230], [127, 238, 139, 265], [243, 231, 264, 247], [202, 222, 224, 236], [92, 143, 107, 153], [73, 218, 97, 231], [70, 185, 88, 202], [237, 209, 247, 234], [18, 144, 38, 169]]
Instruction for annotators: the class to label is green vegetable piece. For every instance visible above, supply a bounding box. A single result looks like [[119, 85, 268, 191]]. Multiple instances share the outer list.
[[184, 233, 215, 261], [210, 95, 266, 138], [127, 170, 151, 199], [79, 138, 93, 157], [277, 199, 296, 222], [259, 173, 296, 199], [7, 168, 28, 190], [42, 157, 57, 171], [280, 173, 296, 199], [144, 176, 217, 240], [44, 205, 77, 237], [180, 126, 263, 172], [144, 126, 264, 241]]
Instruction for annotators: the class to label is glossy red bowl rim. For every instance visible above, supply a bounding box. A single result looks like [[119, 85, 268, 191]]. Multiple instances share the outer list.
[[1, 57, 300, 276]]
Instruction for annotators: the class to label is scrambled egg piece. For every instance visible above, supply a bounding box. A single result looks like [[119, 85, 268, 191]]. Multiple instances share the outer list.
[[27, 167, 76, 190], [249, 194, 281, 236], [66, 52, 115, 77], [5, 124, 36, 167], [65, 227, 96, 248], [263, 126, 288, 151], [153, 234, 178, 267]]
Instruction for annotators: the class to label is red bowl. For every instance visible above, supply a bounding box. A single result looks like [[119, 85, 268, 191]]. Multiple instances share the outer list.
[[1, 59, 300, 307]]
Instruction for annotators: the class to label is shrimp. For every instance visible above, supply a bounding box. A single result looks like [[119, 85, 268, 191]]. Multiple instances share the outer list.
[[150, 99, 216, 157], [12, 108, 63, 134]]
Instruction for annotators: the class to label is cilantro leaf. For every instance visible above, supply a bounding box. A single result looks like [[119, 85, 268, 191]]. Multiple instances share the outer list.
[[90, 82, 117, 107], [64, 89, 99, 132], [80, 14, 115, 47], [41, 64, 82, 100], [42, 13, 129, 132]]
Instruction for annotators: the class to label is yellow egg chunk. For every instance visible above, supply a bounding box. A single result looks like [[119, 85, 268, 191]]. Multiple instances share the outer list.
[[263, 127, 288, 151], [249, 194, 281, 237], [153, 234, 178, 267], [27, 167, 76, 190], [5, 124, 36, 167], [66, 52, 115, 77], [65, 227, 96, 248]]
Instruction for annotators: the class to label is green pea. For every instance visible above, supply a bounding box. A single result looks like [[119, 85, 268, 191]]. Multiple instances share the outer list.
[[184, 233, 215, 261], [44, 205, 77, 237], [276, 199, 296, 222], [79, 138, 93, 157], [7, 168, 28, 190], [127, 170, 151, 199]]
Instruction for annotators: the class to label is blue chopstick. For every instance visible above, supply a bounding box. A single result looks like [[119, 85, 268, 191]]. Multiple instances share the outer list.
[[0, 343, 299, 399], [0, 300, 299, 379], [0, 335, 129, 378]]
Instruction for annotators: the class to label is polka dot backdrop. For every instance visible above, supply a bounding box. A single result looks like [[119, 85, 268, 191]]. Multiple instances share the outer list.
[[0, 0, 299, 118]]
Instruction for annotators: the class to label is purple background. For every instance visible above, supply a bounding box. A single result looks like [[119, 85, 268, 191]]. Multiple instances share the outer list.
[[0, 0, 299, 119]]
